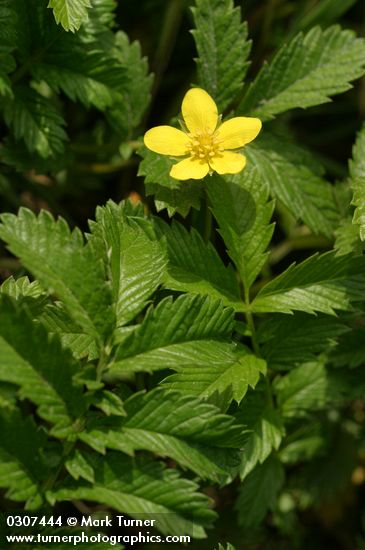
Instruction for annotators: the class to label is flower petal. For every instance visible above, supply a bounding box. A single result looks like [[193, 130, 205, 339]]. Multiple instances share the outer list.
[[144, 125, 189, 156], [170, 157, 209, 180], [181, 88, 218, 135], [209, 152, 246, 175], [217, 117, 262, 149]]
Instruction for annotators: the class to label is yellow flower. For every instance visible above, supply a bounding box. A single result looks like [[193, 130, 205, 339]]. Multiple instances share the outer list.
[[143, 88, 262, 181]]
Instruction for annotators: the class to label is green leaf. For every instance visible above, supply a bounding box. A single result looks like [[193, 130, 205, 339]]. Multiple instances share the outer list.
[[274, 361, 345, 418], [191, 0, 251, 111], [258, 313, 348, 370], [0, 208, 113, 343], [245, 134, 339, 237], [106, 31, 152, 137], [350, 122, 365, 179], [334, 217, 363, 256], [40, 303, 99, 361], [252, 251, 365, 314], [48, 0, 91, 32], [0, 276, 48, 318], [65, 450, 95, 483], [49, 454, 216, 538], [349, 124, 365, 241], [33, 36, 126, 111], [235, 389, 284, 480], [330, 328, 365, 368], [207, 166, 274, 290], [217, 545, 236, 550], [235, 456, 284, 528], [3, 87, 67, 158], [162, 345, 266, 405], [155, 218, 242, 309], [0, 408, 46, 509], [351, 177, 365, 242], [81, 388, 245, 482], [239, 25, 365, 120], [0, 296, 85, 437], [89, 200, 166, 326], [108, 294, 234, 375], [138, 147, 203, 217]]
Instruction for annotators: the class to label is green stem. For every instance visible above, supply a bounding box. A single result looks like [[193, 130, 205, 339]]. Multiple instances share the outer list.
[[150, 0, 185, 101]]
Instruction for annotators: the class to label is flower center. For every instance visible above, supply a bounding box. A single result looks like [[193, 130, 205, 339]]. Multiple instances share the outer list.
[[187, 130, 223, 162]]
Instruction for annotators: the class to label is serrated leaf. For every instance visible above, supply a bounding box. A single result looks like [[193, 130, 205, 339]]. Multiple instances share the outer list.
[[48, 0, 91, 32], [258, 313, 348, 370], [334, 217, 363, 256], [65, 450, 94, 483], [349, 124, 365, 241], [81, 388, 245, 482], [239, 25, 365, 120], [0, 297, 85, 437], [207, 166, 274, 290], [89, 200, 166, 326], [138, 147, 203, 217], [0, 208, 113, 343], [235, 389, 284, 480], [0, 276, 48, 318], [0, 408, 46, 509], [350, 123, 365, 179], [252, 251, 365, 314], [162, 345, 266, 405], [49, 454, 216, 538], [191, 0, 251, 111], [235, 456, 284, 528], [155, 218, 242, 309], [351, 177, 365, 242], [107, 294, 234, 375], [3, 87, 67, 158], [330, 328, 365, 368], [274, 361, 344, 418], [33, 36, 126, 111], [106, 31, 152, 137], [245, 134, 339, 237], [40, 303, 99, 360]]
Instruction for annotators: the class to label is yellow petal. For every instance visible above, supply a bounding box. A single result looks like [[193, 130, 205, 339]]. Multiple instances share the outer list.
[[209, 152, 246, 175], [170, 157, 209, 180], [181, 88, 218, 135], [144, 125, 189, 156], [217, 117, 262, 149]]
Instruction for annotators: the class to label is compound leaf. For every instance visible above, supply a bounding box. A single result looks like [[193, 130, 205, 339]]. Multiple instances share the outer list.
[[207, 166, 274, 291], [162, 345, 266, 405], [236, 456, 284, 528], [0, 408, 47, 509], [192, 0, 251, 111], [108, 294, 234, 375], [235, 389, 284, 480], [81, 388, 245, 482], [0, 208, 113, 343], [245, 134, 339, 237], [252, 251, 365, 314], [239, 25, 365, 120], [0, 296, 85, 437], [156, 219, 241, 309], [50, 454, 216, 538], [48, 0, 91, 32], [3, 87, 67, 158]]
